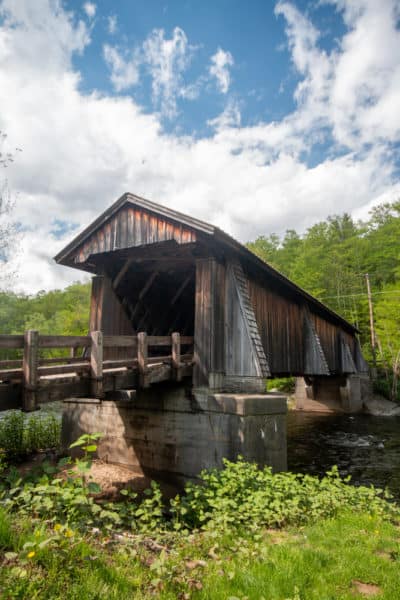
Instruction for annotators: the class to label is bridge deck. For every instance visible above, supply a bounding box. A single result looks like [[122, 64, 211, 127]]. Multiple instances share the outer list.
[[0, 332, 194, 411]]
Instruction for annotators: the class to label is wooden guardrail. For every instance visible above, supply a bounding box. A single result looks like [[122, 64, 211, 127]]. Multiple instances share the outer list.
[[0, 331, 194, 412]]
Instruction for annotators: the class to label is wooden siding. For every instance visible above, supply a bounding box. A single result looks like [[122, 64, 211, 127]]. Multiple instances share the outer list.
[[310, 313, 356, 374], [193, 258, 226, 388], [90, 275, 136, 359], [225, 263, 269, 378], [73, 206, 197, 264], [248, 278, 304, 375]]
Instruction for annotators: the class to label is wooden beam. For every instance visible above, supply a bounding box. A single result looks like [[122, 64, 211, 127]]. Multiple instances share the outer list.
[[22, 330, 39, 412], [39, 335, 90, 348], [171, 332, 181, 381], [170, 274, 192, 306], [90, 330, 104, 398], [112, 257, 134, 290], [130, 271, 159, 321], [137, 332, 149, 388], [0, 335, 24, 349]]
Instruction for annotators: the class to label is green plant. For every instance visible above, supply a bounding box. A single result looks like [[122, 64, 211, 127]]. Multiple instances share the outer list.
[[0, 411, 61, 459], [0, 411, 24, 458], [24, 414, 61, 453], [267, 377, 295, 393], [171, 458, 398, 531]]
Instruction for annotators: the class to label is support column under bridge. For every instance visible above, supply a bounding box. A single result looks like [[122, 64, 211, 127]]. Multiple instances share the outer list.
[[294, 375, 371, 413]]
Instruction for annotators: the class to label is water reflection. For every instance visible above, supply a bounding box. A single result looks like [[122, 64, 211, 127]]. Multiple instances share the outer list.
[[287, 411, 400, 499]]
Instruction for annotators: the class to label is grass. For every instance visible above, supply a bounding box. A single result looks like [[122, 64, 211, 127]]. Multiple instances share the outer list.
[[1, 509, 399, 599]]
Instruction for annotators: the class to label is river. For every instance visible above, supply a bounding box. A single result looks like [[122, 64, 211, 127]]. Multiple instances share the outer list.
[[287, 411, 400, 499]]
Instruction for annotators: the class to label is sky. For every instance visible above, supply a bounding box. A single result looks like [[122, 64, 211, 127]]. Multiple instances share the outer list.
[[0, 0, 400, 293]]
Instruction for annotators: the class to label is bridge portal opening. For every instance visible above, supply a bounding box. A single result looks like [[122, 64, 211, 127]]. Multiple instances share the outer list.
[[114, 263, 196, 337]]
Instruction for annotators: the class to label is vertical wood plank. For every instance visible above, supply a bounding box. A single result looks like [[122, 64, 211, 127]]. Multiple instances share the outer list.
[[171, 332, 181, 381], [22, 330, 39, 412], [193, 258, 225, 389], [138, 332, 149, 388], [90, 330, 104, 398]]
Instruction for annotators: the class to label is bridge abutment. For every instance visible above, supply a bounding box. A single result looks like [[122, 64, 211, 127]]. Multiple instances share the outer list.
[[295, 375, 370, 413], [62, 385, 287, 488]]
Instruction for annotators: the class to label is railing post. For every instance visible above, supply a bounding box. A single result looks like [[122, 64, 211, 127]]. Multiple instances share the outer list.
[[138, 332, 149, 388], [90, 330, 104, 398], [22, 330, 39, 412], [171, 332, 181, 382]]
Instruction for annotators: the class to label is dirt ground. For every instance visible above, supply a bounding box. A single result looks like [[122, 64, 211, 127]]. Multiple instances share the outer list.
[[15, 452, 177, 499]]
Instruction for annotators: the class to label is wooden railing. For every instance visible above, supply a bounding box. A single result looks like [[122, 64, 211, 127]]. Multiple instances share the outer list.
[[0, 331, 194, 411]]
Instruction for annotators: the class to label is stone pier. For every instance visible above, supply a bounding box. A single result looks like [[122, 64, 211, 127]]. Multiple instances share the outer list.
[[294, 375, 370, 413], [62, 383, 287, 487]]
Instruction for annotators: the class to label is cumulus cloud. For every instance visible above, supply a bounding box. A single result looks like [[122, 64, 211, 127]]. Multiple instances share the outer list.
[[83, 2, 96, 19], [0, 0, 399, 294], [209, 48, 234, 93], [275, 0, 400, 149]]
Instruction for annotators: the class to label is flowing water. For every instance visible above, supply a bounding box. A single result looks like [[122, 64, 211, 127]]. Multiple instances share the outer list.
[[287, 411, 400, 499]]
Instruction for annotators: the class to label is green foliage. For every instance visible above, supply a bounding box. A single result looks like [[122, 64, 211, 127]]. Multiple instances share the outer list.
[[1, 443, 400, 599], [267, 377, 295, 393], [0, 411, 24, 458], [0, 281, 91, 359], [171, 458, 397, 531], [0, 432, 166, 534], [0, 412, 61, 459], [373, 373, 400, 404]]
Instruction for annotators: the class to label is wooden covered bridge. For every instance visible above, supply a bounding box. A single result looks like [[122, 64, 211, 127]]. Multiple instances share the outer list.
[[0, 193, 368, 479]]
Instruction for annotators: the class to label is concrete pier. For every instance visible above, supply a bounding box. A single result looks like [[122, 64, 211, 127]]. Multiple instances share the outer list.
[[62, 383, 287, 487], [294, 375, 370, 413]]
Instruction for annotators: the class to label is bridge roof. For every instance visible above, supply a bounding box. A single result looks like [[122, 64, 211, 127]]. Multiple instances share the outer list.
[[54, 192, 358, 334]]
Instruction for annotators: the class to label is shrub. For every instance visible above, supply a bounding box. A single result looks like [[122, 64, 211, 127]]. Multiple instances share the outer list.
[[171, 458, 397, 531], [0, 412, 61, 459], [0, 412, 24, 458], [1, 438, 397, 537], [266, 377, 295, 393], [24, 414, 61, 454]]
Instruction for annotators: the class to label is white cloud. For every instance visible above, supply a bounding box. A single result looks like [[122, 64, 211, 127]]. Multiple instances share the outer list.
[[83, 2, 96, 19], [275, 0, 400, 149], [104, 27, 196, 116], [103, 44, 139, 91], [0, 0, 399, 294], [107, 14, 117, 34], [209, 48, 234, 93], [142, 27, 195, 118]]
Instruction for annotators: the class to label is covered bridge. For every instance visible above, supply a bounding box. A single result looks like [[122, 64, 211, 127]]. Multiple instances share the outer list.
[[56, 193, 368, 481]]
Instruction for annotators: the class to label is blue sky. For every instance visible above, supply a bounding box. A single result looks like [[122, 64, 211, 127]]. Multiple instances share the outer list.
[[69, 0, 346, 139], [0, 0, 399, 292]]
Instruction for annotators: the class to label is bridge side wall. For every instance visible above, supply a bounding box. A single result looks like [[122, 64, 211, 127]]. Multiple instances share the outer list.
[[193, 258, 269, 393]]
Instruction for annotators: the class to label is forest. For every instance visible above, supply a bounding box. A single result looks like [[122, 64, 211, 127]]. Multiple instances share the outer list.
[[0, 200, 399, 398]]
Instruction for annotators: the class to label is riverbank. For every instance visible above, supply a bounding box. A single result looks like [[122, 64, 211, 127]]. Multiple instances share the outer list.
[[1, 509, 399, 599], [1, 439, 399, 599]]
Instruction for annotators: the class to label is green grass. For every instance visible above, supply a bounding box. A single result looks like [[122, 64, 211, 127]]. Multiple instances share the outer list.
[[1, 509, 399, 599]]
